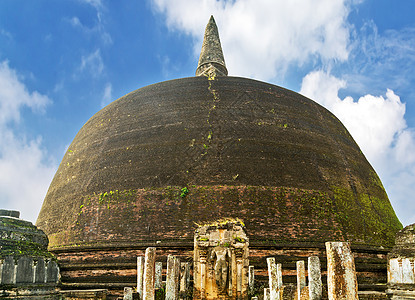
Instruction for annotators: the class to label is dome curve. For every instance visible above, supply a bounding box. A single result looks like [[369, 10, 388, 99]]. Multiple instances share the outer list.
[[36, 76, 402, 250]]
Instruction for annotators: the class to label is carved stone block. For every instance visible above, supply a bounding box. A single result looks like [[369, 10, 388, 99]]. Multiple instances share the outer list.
[[34, 258, 46, 283], [16, 256, 33, 283], [308, 256, 322, 300], [1, 256, 15, 284], [193, 220, 249, 299]]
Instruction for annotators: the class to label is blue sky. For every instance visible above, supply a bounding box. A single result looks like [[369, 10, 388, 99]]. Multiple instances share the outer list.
[[0, 0, 415, 227]]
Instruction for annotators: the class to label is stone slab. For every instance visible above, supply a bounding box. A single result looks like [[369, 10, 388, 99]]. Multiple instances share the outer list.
[[308, 256, 322, 300], [326, 241, 358, 300], [143, 247, 156, 300]]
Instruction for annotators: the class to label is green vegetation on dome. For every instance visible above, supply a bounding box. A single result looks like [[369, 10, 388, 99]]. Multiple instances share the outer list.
[[195, 217, 245, 228]]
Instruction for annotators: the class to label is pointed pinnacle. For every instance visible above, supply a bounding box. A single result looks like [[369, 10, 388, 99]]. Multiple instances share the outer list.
[[196, 16, 228, 77]]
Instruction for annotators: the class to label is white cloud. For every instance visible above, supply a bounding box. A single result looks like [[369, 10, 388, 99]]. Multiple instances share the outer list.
[[0, 61, 50, 124], [100, 82, 112, 107], [0, 28, 12, 40], [79, 49, 104, 78], [69, 0, 112, 45], [300, 70, 415, 226], [80, 0, 103, 10], [70, 16, 82, 28], [300, 71, 406, 162], [152, 0, 353, 80], [0, 61, 56, 223]]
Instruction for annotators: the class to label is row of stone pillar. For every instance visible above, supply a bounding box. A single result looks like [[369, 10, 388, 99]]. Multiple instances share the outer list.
[[0, 256, 59, 285], [124, 247, 191, 300], [265, 242, 358, 300]]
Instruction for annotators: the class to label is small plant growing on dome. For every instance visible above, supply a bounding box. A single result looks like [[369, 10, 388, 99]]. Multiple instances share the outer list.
[[180, 187, 189, 198]]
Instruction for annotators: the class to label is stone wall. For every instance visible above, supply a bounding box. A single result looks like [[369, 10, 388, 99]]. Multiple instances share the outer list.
[[0, 256, 59, 285]]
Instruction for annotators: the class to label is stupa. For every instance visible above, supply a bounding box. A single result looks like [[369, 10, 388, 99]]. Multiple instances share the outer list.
[[36, 16, 402, 293]]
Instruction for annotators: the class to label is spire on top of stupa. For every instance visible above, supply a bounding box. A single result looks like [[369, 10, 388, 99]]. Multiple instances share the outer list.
[[196, 16, 228, 77]]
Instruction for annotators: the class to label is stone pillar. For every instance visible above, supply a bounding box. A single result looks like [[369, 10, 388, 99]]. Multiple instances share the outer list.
[[296, 260, 306, 300], [155, 261, 163, 289], [308, 256, 322, 300], [276, 263, 282, 290], [137, 256, 145, 298], [266, 262, 283, 300], [248, 265, 254, 294], [230, 247, 237, 298], [198, 249, 208, 299], [143, 247, 156, 300], [236, 249, 244, 299], [179, 262, 191, 299], [267, 257, 279, 300], [124, 287, 133, 300], [175, 258, 181, 296], [325, 242, 358, 300], [166, 255, 180, 300], [276, 263, 283, 300]]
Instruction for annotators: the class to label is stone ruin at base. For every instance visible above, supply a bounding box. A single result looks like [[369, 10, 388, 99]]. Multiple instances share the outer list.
[[3, 212, 415, 299]]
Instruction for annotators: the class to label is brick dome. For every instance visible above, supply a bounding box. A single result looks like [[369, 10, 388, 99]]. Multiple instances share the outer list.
[[37, 75, 401, 249]]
